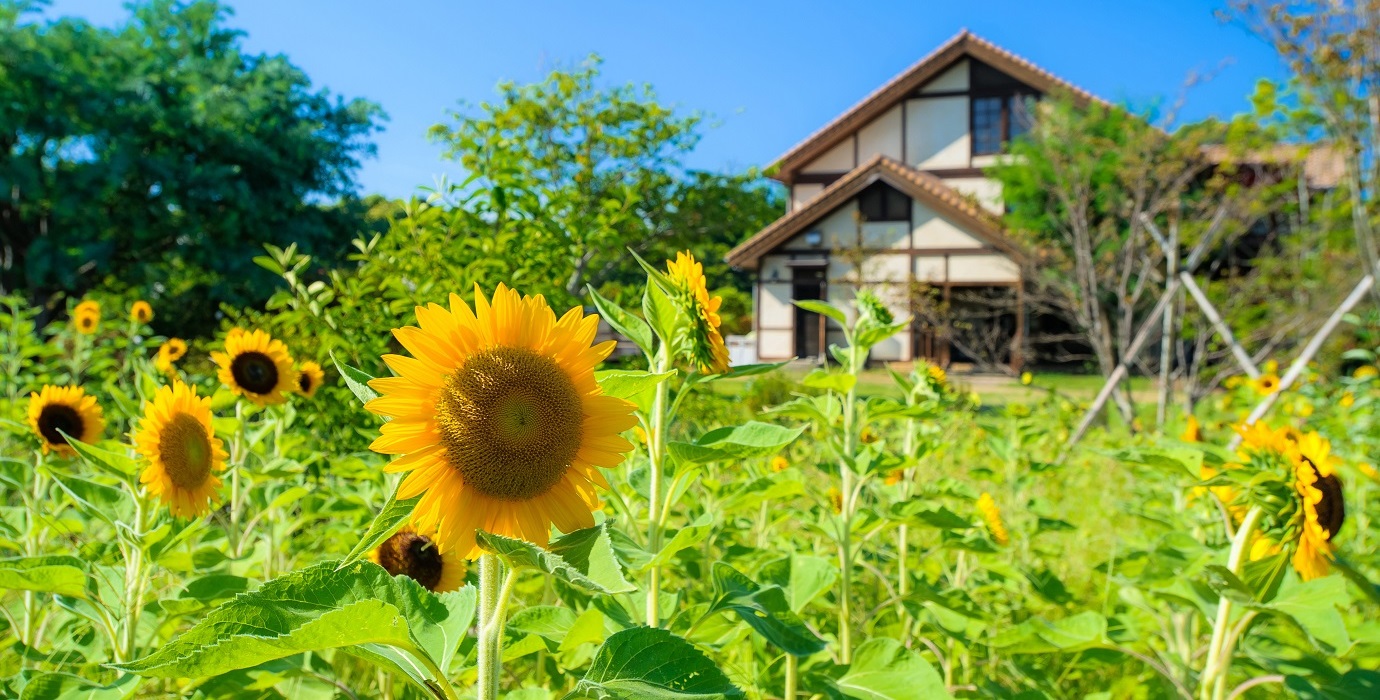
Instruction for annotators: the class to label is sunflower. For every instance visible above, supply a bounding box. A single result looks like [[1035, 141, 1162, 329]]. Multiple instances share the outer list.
[[827, 487, 843, 514], [130, 300, 153, 324], [74, 300, 99, 318], [297, 360, 325, 398], [1020, 371, 1033, 386], [665, 251, 730, 374], [769, 455, 789, 472], [884, 469, 904, 486], [155, 338, 188, 374], [371, 526, 466, 592], [365, 284, 637, 559], [927, 364, 947, 385], [860, 426, 879, 444], [1340, 392, 1355, 408], [1181, 415, 1202, 443], [72, 301, 101, 335], [977, 492, 1009, 545], [28, 386, 105, 455], [1290, 444, 1344, 581], [1355, 365, 1379, 380], [1252, 373, 1281, 396], [211, 329, 297, 406], [134, 381, 226, 518]]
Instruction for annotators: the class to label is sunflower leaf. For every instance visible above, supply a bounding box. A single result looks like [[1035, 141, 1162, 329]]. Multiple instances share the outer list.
[[573, 627, 745, 699], [834, 637, 953, 700], [44, 468, 134, 529], [587, 286, 653, 357], [14, 672, 139, 700], [707, 563, 826, 656], [668, 422, 806, 465], [331, 354, 380, 406], [595, 369, 676, 401], [476, 523, 635, 595], [337, 484, 420, 571], [110, 560, 469, 689], [0, 555, 89, 599], [59, 435, 139, 481]]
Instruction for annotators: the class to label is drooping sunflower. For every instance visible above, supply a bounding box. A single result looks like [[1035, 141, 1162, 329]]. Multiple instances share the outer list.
[[1252, 373, 1281, 396], [365, 284, 637, 559], [1289, 432, 1345, 580], [371, 526, 466, 592], [134, 381, 227, 518], [977, 492, 1009, 545], [297, 360, 325, 398], [130, 300, 153, 324], [211, 329, 297, 406], [665, 251, 730, 374], [28, 386, 105, 456]]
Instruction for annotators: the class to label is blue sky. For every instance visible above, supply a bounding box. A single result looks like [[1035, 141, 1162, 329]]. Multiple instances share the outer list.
[[47, 1, 1287, 198]]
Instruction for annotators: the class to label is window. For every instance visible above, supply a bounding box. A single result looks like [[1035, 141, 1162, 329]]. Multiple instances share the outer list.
[[858, 182, 910, 222], [972, 96, 1004, 156]]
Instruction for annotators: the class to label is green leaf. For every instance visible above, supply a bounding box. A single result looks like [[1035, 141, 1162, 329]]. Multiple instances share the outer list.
[[178, 574, 251, 602], [711, 362, 787, 381], [668, 422, 805, 465], [575, 627, 745, 699], [331, 354, 379, 406], [1202, 565, 1255, 604], [707, 563, 826, 656], [338, 484, 420, 570], [45, 469, 134, 528], [888, 499, 973, 530], [476, 523, 635, 594], [508, 605, 579, 642], [992, 611, 1107, 654], [596, 369, 676, 400], [759, 555, 838, 614], [643, 279, 681, 351], [793, 299, 847, 326], [588, 286, 654, 356], [801, 369, 856, 393], [834, 637, 952, 700], [646, 513, 714, 569], [1110, 446, 1203, 479], [17, 672, 138, 700], [111, 560, 468, 685], [1266, 575, 1351, 652], [1285, 669, 1380, 700], [0, 555, 88, 598], [61, 437, 138, 481]]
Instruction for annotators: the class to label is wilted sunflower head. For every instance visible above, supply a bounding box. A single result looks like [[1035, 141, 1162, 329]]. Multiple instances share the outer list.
[[211, 329, 297, 405], [130, 300, 153, 324], [297, 360, 325, 397], [365, 284, 637, 559], [135, 381, 226, 518], [665, 251, 730, 375], [977, 492, 1009, 546], [27, 385, 105, 456], [371, 526, 466, 592]]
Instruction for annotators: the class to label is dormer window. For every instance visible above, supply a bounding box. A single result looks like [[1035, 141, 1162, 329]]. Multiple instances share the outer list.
[[858, 182, 910, 222]]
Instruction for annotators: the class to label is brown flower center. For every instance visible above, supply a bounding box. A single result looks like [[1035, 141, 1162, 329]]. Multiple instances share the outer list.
[[159, 413, 213, 489], [377, 531, 445, 590], [231, 351, 279, 394], [435, 347, 583, 501], [37, 404, 83, 446], [298, 373, 315, 394]]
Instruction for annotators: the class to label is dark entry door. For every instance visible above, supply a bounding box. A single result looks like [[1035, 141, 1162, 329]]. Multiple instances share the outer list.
[[792, 268, 827, 359]]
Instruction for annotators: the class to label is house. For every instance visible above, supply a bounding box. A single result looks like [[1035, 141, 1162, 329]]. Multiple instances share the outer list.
[[726, 30, 1106, 370]]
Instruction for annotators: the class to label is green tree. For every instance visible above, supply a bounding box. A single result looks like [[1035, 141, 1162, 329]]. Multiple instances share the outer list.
[[0, 0, 383, 331]]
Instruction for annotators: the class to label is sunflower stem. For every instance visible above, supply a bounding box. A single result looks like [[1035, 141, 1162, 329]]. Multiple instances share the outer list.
[[645, 355, 670, 627], [1200, 505, 1263, 700], [836, 341, 861, 664], [784, 652, 799, 699], [21, 451, 47, 654], [476, 553, 509, 700]]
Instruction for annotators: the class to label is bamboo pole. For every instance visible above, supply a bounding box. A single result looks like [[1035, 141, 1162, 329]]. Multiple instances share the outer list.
[[1178, 272, 1261, 379]]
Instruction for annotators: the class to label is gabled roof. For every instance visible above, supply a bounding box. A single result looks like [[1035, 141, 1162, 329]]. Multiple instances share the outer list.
[[727, 155, 1028, 269], [770, 30, 1108, 184]]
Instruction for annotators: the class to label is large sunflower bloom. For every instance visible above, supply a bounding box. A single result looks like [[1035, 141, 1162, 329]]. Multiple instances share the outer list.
[[365, 284, 637, 559], [134, 381, 227, 518], [211, 329, 297, 406], [28, 386, 105, 455], [665, 251, 730, 374], [297, 360, 325, 397], [130, 301, 153, 324], [371, 526, 466, 592], [977, 492, 1009, 545]]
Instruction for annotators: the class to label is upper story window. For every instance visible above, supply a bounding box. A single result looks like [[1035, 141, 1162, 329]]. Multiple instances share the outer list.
[[969, 59, 1039, 156], [858, 182, 910, 222]]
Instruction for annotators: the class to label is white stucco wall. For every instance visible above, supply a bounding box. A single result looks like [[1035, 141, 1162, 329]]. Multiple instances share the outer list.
[[857, 105, 904, 162], [907, 96, 968, 169], [948, 254, 1021, 283], [921, 59, 969, 93], [860, 221, 909, 250], [914, 256, 946, 283], [913, 200, 985, 249], [791, 183, 824, 212], [801, 138, 855, 174], [759, 281, 794, 328], [945, 177, 1004, 214], [759, 330, 793, 359]]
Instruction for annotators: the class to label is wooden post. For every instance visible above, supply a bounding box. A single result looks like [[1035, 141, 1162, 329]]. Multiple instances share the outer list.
[[1226, 274, 1376, 450], [1179, 272, 1260, 378], [1157, 220, 1179, 428]]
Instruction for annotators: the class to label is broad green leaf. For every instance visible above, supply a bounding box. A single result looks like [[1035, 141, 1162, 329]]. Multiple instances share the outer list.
[[801, 369, 856, 393], [331, 354, 379, 406], [992, 611, 1107, 653], [759, 555, 837, 614], [45, 470, 133, 528], [574, 627, 745, 699], [834, 637, 951, 700], [1202, 565, 1255, 604], [642, 278, 680, 350], [61, 437, 138, 481], [793, 299, 847, 326], [1110, 446, 1203, 479], [0, 555, 88, 598], [668, 422, 805, 465], [509, 605, 579, 642], [596, 369, 676, 400], [338, 484, 420, 570], [647, 513, 714, 569], [588, 286, 654, 356], [711, 362, 787, 380], [111, 560, 469, 684], [477, 523, 635, 594], [1266, 575, 1351, 652], [179, 574, 250, 602], [888, 499, 973, 530], [1284, 669, 1380, 700], [18, 672, 138, 700], [707, 563, 826, 656]]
